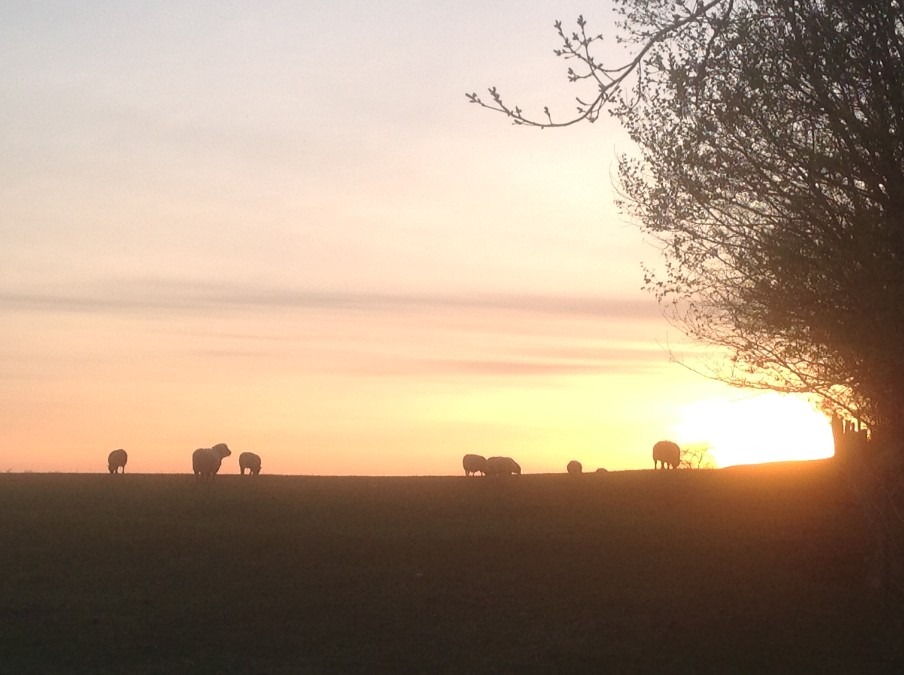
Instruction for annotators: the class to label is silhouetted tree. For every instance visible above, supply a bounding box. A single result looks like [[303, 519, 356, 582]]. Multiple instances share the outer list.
[[470, 0, 904, 433], [470, 0, 904, 622]]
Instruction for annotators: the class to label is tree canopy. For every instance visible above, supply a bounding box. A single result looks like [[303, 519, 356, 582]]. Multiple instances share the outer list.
[[470, 0, 904, 442]]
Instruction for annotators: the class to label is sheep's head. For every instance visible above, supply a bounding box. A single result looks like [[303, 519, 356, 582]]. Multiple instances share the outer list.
[[212, 443, 232, 459]]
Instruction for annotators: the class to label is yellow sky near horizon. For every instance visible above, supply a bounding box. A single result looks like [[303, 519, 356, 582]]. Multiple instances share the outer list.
[[1, 1, 835, 475]]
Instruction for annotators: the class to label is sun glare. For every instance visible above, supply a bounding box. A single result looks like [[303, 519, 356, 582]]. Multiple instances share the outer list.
[[673, 392, 835, 467]]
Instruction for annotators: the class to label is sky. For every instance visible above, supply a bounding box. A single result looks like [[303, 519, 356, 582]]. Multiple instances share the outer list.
[[0, 1, 834, 475]]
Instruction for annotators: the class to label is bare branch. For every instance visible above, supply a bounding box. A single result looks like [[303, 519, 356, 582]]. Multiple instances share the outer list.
[[467, 0, 729, 127]]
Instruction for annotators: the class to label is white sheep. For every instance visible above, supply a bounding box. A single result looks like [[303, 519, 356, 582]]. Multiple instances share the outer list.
[[239, 451, 262, 476], [107, 449, 128, 474], [462, 454, 488, 476], [485, 456, 521, 476], [192, 443, 232, 480], [652, 440, 681, 469]]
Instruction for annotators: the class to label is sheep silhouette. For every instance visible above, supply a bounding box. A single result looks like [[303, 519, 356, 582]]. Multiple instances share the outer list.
[[485, 456, 521, 476], [107, 449, 127, 474], [652, 440, 681, 470], [462, 454, 488, 476], [239, 452, 262, 476], [567, 460, 583, 475], [192, 443, 232, 480]]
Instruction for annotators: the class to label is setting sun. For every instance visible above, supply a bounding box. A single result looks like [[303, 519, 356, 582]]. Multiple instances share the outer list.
[[673, 392, 835, 467]]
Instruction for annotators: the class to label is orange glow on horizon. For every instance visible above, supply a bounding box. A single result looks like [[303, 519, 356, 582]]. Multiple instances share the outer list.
[[672, 392, 835, 467]]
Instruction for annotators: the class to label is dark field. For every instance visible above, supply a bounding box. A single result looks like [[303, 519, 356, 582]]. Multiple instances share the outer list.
[[1, 463, 901, 673]]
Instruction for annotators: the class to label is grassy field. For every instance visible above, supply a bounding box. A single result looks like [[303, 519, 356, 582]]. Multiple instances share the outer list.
[[1, 462, 901, 673]]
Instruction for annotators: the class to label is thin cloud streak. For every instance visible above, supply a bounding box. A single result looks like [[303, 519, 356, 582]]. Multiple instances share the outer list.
[[419, 357, 668, 378], [186, 342, 670, 379], [0, 280, 662, 322]]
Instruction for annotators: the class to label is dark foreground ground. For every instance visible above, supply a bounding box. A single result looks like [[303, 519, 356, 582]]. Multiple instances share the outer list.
[[1, 462, 901, 673]]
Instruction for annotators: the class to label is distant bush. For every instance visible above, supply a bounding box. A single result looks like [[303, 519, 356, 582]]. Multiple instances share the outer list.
[[680, 444, 716, 470]]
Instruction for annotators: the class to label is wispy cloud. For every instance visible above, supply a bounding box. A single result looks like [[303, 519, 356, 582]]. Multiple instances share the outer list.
[[417, 354, 667, 378], [183, 340, 671, 379], [0, 279, 661, 322], [1, 279, 673, 380]]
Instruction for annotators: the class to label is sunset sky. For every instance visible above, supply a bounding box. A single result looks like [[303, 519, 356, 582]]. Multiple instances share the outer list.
[[1, 1, 834, 474]]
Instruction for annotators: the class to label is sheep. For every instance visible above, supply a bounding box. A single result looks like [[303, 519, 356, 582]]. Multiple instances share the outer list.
[[566, 460, 583, 475], [652, 440, 681, 470], [107, 449, 128, 474], [485, 456, 521, 476], [192, 443, 232, 480], [462, 454, 488, 476], [239, 451, 262, 476]]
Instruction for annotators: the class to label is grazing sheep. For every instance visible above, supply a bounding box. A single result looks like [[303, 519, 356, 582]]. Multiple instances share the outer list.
[[596, 468, 609, 473], [566, 460, 583, 475], [107, 449, 127, 474], [653, 440, 681, 470], [239, 451, 262, 476], [462, 454, 488, 476], [192, 443, 232, 480], [485, 456, 521, 476]]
